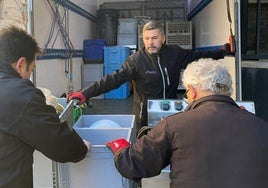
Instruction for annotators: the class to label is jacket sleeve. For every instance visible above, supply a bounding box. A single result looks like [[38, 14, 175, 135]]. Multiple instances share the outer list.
[[114, 119, 171, 180], [191, 49, 226, 60], [82, 59, 137, 99], [179, 48, 226, 69], [19, 91, 88, 163]]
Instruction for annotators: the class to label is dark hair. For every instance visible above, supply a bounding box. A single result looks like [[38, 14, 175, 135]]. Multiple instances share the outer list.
[[0, 26, 42, 69]]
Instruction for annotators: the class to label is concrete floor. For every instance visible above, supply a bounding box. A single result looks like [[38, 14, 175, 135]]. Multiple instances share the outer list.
[[86, 94, 133, 115], [85, 90, 185, 115]]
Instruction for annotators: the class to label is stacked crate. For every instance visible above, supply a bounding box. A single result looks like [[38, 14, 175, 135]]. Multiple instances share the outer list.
[[83, 39, 106, 63], [117, 18, 137, 49], [81, 64, 104, 99], [82, 39, 106, 99], [57, 114, 136, 188], [104, 46, 130, 99]]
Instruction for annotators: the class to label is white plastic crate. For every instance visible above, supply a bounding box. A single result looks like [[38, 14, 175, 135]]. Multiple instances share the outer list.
[[55, 115, 136, 188], [74, 115, 135, 143], [118, 18, 137, 34], [81, 64, 104, 99], [57, 127, 136, 188], [117, 33, 137, 48], [74, 115, 135, 128]]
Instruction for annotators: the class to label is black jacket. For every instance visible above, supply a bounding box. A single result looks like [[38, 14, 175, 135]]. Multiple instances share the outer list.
[[0, 64, 88, 188], [82, 45, 225, 126], [114, 95, 268, 188]]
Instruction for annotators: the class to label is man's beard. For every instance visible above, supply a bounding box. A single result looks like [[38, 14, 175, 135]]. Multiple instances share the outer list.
[[146, 46, 160, 54]]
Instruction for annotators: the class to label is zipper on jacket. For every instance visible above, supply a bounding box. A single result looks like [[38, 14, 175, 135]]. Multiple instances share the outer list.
[[164, 67, 170, 86], [139, 102, 143, 119], [157, 56, 166, 99]]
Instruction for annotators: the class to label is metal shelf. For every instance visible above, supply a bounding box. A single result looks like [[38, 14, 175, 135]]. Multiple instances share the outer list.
[[37, 49, 83, 60], [53, 0, 96, 22]]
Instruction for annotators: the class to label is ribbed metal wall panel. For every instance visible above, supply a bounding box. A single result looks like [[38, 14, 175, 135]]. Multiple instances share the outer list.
[[99, 0, 187, 21]]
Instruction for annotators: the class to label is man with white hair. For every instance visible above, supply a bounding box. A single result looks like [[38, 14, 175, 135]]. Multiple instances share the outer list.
[[106, 58, 268, 188]]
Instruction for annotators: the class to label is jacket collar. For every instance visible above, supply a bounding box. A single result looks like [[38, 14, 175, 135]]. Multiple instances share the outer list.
[[0, 63, 21, 79], [144, 44, 166, 57], [184, 95, 239, 111]]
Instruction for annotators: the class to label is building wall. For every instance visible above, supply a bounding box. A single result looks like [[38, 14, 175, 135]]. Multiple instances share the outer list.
[[0, 0, 98, 97], [33, 0, 98, 96], [0, 0, 27, 29]]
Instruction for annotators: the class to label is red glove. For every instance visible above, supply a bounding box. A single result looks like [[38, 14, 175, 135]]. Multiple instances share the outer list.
[[67, 92, 86, 105], [106, 138, 130, 154], [222, 43, 234, 56], [239, 105, 246, 110]]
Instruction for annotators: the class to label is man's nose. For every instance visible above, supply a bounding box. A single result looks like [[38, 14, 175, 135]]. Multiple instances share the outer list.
[[148, 38, 154, 45]]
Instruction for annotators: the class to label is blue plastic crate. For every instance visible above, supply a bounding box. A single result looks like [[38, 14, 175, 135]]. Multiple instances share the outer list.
[[84, 39, 106, 60], [104, 46, 130, 99], [104, 82, 130, 99], [104, 64, 130, 99], [104, 64, 121, 74], [104, 46, 130, 65]]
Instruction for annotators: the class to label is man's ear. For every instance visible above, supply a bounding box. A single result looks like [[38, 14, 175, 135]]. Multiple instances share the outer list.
[[162, 35, 166, 44], [188, 84, 197, 100], [15, 57, 26, 73]]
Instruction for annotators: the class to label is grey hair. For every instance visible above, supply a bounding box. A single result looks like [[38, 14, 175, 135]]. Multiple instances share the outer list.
[[182, 58, 233, 96], [143, 21, 165, 35]]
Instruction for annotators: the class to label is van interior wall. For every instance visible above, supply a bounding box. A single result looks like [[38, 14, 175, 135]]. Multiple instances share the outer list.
[[191, 0, 237, 99], [33, 0, 97, 96], [33, 0, 186, 97], [242, 61, 268, 123]]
